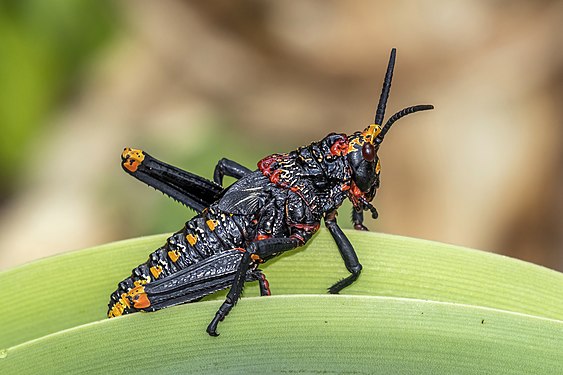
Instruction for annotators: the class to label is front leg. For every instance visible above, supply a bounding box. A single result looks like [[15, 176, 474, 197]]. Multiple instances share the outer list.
[[325, 210, 362, 294]]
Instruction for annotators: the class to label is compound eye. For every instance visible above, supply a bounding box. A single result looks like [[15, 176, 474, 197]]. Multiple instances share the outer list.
[[362, 142, 376, 162]]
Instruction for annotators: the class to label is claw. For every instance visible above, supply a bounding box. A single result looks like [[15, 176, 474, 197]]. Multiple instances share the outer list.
[[354, 223, 369, 231], [207, 314, 223, 337], [328, 286, 340, 294]]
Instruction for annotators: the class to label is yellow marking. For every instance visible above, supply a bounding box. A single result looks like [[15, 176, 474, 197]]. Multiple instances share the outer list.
[[187, 234, 198, 246], [150, 265, 163, 279], [347, 137, 363, 152], [363, 124, 382, 140], [122, 148, 145, 173], [109, 302, 125, 318], [168, 250, 180, 262], [206, 219, 218, 231], [376, 159, 381, 174], [134, 279, 148, 287], [120, 293, 131, 308], [348, 124, 382, 153]]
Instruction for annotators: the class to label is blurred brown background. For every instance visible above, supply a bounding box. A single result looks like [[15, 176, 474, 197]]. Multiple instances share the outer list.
[[0, 0, 562, 271]]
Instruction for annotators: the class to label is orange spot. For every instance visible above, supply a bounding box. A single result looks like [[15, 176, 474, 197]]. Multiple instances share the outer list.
[[128, 286, 151, 309], [150, 265, 162, 279], [168, 250, 180, 262], [206, 220, 218, 231], [124, 160, 139, 173], [251, 254, 264, 263], [187, 234, 197, 246], [121, 148, 145, 173], [256, 234, 270, 241]]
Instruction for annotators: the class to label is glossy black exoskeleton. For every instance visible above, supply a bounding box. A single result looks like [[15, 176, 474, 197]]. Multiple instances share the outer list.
[[108, 48, 433, 336]]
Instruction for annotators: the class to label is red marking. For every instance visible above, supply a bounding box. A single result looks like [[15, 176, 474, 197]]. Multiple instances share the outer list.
[[269, 169, 283, 185], [341, 183, 351, 191], [257, 152, 314, 209], [330, 137, 349, 156], [350, 182, 363, 199], [258, 154, 292, 187], [258, 153, 312, 208], [256, 233, 271, 241], [257, 154, 280, 176], [234, 247, 246, 253], [261, 274, 271, 296], [348, 181, 365, 208], [290, 222, 320, 233], [290, 233, 306, 244]]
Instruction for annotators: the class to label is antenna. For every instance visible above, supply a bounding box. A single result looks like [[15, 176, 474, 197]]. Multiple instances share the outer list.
[[376, 105, 434, 142], [374, 48, 396, 125]]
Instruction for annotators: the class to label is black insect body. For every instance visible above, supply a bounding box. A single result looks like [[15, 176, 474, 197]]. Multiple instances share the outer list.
[[108, 48, 433, 336]]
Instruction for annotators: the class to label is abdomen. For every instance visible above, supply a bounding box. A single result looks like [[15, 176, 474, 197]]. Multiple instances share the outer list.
[[107, 206, 254, 317]]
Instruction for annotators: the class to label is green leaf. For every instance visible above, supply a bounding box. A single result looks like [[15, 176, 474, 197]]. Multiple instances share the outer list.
[[2, 296, 563, 374], [2, 229, 562, 352]]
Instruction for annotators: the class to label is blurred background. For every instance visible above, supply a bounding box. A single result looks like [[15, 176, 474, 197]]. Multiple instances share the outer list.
[[0, 0, 562, 271]]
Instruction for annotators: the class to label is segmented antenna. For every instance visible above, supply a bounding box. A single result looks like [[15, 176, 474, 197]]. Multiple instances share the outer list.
[[374, 48, 396, 126], [376, 104, 434, 143]]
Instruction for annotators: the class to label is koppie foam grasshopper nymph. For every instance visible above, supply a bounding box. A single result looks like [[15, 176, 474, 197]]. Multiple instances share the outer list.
[[108, 48, 433, 336]]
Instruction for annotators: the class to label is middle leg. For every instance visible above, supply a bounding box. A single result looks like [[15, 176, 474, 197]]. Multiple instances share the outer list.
[[214, 158, 252, 185]]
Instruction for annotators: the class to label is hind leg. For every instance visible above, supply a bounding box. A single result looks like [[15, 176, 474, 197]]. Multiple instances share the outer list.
[[121, 148, 223, 212]]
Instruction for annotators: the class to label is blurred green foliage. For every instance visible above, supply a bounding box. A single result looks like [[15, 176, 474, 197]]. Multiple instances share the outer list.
[[0, 0, 119, 197]]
